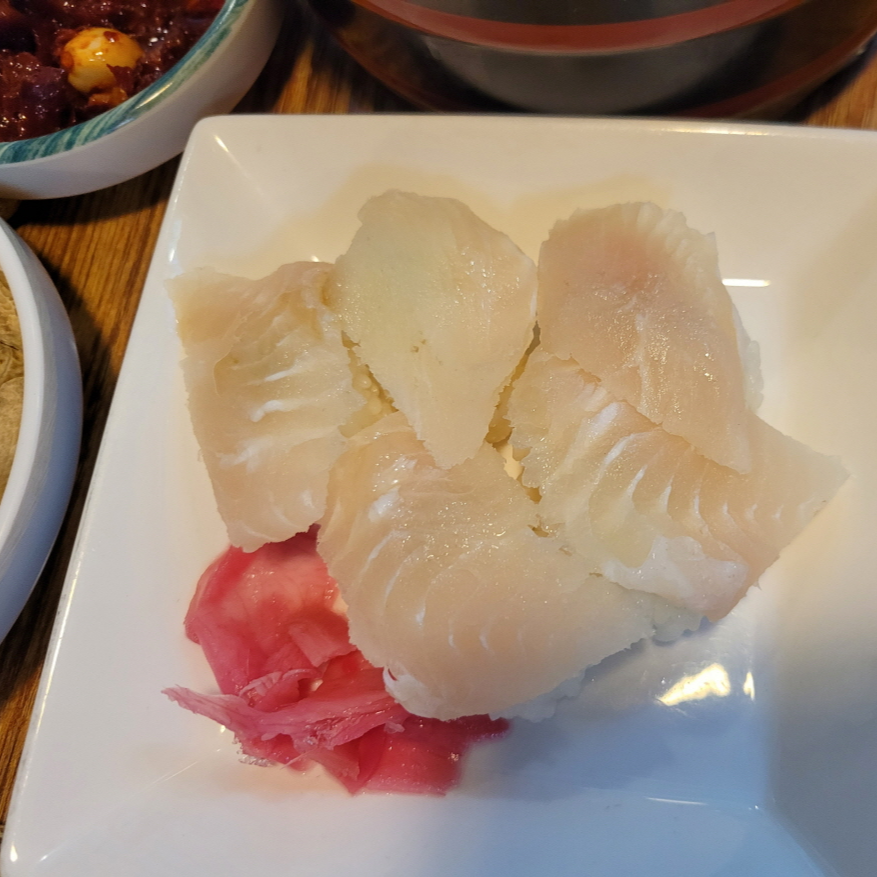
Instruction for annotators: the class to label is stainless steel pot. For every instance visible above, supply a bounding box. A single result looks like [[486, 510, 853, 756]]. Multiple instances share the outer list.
[[311, 0, 877, 116]]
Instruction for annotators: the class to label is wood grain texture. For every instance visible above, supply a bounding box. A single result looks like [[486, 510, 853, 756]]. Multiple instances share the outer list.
[[800, 42, 877, 128], [0, 0, 875, 844]]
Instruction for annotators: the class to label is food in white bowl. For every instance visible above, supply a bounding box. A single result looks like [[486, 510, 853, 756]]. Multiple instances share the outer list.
[[0, 218, 81, 644], [165, 192, 845, 791], [0, 0, 281, 200], [0, 271, 23, 497]]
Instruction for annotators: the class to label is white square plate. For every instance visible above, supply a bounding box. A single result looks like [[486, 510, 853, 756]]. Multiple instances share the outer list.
[[4, 115, 876, 877]]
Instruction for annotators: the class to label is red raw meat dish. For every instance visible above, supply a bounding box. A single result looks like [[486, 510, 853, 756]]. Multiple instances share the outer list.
[[164, 528, 509, 795]]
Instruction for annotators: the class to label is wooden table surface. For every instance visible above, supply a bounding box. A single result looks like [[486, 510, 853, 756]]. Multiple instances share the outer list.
[[1, 0, 877, 844]]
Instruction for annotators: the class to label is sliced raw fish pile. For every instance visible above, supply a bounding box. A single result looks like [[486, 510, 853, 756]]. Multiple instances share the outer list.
[[508, 350, 848, 619], [165, 530, 509, 795], [319, 411, 698, 719], [170, 262, 365, 551], [537, 202, 754, 473], [326, 190, 537, 468], [171, 194, 846, 759]]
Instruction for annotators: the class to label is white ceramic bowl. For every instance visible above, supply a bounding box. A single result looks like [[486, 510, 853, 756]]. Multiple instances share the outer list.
[[0, 220, 81, 643], [0, 0, 281, 200]]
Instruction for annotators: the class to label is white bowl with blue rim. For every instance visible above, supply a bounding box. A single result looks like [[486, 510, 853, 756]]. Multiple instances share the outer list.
[[0, 218, 81, 644], [0, 0, 281, 201]]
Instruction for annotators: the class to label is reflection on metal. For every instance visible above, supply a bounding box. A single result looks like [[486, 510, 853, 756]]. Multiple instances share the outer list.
[[722, 278, 771, 288], [743, 671, 756, 700], [646, 797, 708, 807], [658, 663, 732, 706]]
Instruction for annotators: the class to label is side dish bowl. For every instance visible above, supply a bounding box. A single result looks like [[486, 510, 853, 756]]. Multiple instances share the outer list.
[[0, 219, 81, 643], [0, 0, 281, 200]]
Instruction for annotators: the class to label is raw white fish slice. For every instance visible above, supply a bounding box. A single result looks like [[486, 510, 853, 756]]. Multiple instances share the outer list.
[[319, 411, 693, 720], [509, 350, 848, 619], [326, 190, 537, 469], [538, 202, 754, 472], [171, 262, 364, 551]]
